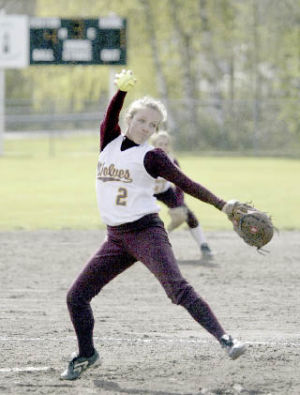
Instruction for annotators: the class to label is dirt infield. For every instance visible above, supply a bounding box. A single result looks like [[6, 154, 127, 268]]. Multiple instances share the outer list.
[[0, 229, 299, 395]]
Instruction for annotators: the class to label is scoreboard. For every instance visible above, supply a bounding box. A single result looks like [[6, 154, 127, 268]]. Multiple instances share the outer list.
[[29, 16, 126, 65]]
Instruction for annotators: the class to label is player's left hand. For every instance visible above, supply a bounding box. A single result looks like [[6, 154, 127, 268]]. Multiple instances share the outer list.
[[222, 200, 274, 250], [221, 199, 239, 218], [114, 69, 137, 92]]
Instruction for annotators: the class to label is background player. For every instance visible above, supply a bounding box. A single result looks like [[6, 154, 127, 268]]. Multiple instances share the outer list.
[[152, 130, 214, 261], [60, 69, 246, 381]]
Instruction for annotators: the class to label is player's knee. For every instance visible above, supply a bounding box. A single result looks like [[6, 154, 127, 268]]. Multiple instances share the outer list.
[[187, 214, 198, 228], [66, 288, 75, 308], [166, 280, 198, 308], [66, 287, 84, 309]]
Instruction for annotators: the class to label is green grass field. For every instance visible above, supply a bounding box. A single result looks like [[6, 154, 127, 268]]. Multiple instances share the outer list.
[[1, 134, 299, 230]]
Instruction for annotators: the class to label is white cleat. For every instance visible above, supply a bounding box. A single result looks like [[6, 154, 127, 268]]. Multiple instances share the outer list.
[[220, 334, 247, 360], [60, 349, 101, 380]]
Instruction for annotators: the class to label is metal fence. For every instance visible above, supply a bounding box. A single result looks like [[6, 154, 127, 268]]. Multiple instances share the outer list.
[[4, 97, 300, 157], [167, 98, 300, 156]]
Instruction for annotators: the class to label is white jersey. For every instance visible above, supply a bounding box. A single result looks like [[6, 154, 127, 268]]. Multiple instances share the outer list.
[[96, 135, 160, 226]]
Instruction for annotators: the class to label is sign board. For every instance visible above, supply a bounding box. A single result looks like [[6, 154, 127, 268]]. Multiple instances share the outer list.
[[30, 16, 127, 65], [0, 15, 29, 68]]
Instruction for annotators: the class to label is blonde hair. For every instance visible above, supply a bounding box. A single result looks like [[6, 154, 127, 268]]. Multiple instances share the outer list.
[[151, 130, 171, 146], [124, 96, 167, 130]]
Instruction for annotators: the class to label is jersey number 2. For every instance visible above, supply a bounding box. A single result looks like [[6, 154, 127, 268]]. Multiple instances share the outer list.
[[116, 187, 128, 206]]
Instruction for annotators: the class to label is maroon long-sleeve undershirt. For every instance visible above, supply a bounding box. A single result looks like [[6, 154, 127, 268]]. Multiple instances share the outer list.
[[99, 90, 225, 211], [100, 90, 126, 150], [144, 150, 225, 210], [172, 157, 185, 206]]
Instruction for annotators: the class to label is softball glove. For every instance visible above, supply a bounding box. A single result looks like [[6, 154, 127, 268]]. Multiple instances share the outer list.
[[222, 200, 274, 250]]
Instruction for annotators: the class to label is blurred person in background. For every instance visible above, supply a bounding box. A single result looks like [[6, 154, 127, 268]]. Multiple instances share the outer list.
[[152, 130, 214, 262]]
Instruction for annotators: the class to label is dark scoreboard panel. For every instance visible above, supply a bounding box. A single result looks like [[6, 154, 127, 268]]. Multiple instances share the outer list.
[[29, 16, 126, 65]]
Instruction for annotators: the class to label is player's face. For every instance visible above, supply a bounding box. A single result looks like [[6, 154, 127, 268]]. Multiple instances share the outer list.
[[126, 108, 162, 145], [153, 136, 170, 153]]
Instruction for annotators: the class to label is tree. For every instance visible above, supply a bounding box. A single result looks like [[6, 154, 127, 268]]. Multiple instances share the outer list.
[[4, 0, 299, 151]]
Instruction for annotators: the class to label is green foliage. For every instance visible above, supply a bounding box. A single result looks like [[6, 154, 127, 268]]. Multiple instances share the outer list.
[[23, 66, 110, 111], [4, 0, 300, 150]]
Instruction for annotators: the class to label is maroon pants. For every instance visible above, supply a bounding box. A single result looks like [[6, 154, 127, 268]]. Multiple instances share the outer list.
[[66, 214, 225, 357]]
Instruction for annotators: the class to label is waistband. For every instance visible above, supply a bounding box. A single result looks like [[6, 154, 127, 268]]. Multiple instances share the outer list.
[[107, 213, 163, 232]]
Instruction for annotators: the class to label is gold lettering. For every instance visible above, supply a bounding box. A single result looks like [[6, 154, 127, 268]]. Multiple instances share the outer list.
[[108, 164, 115, 177], [97, 162, 103, 177], [97, 161, 133, 183]]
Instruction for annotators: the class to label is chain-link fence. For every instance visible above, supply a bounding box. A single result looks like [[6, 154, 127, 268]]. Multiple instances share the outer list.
[[168, 98, 300, 156], [4, 97, 300, 157]]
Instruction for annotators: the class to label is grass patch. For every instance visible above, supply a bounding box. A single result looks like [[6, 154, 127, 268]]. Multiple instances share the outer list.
[[1, 134, 299, 230]]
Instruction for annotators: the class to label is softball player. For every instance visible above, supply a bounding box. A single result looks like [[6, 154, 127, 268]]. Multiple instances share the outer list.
[[151, 130, 214, 261], [60, 70, 246, 380]]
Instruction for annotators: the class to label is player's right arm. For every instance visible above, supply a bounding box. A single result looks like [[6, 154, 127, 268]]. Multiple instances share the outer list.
[[100, 90, 127, 152], [100, 70, 137, 152]]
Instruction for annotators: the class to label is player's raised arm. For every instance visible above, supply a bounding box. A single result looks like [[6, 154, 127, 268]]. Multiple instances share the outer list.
[[100, 70, 137, 151]]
